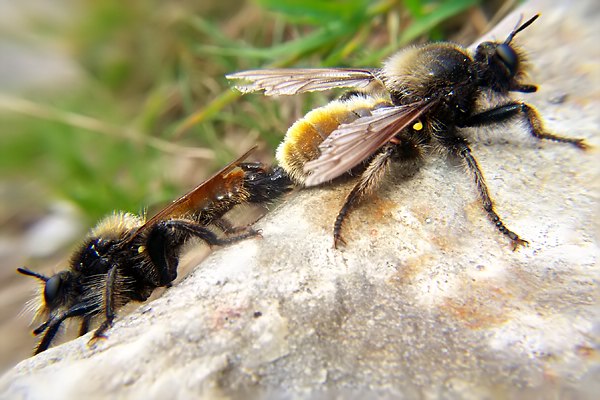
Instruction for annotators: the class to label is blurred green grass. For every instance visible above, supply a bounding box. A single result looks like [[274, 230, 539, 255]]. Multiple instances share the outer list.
[[0, 0, 492, 225]]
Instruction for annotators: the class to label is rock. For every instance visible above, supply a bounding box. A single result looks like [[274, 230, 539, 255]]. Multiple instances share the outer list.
[[1, 0, 599, 398]]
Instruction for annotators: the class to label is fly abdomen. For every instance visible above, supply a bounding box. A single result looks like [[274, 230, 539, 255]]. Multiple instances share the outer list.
[[276, 94, 392, 184]]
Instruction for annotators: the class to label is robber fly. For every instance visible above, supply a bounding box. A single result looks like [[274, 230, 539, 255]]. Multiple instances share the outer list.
[[18, 147, 292, 354], [227, 14, 587, 249]]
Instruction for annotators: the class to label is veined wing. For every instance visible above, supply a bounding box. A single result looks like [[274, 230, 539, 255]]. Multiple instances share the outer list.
[[226, 68, 380, 96], [126, 146, 257, 241], [303, 101, 436, 186]]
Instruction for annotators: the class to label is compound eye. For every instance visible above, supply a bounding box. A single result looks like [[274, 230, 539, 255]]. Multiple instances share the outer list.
[[496, 44, 518, 76], [44, 275, 62, 306]]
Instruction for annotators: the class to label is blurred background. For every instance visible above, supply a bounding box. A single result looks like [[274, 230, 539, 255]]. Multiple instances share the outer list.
[[0, 0, 509, 370]]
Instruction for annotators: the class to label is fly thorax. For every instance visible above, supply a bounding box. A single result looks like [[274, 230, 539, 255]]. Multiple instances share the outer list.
[[383, 43, 475, 105], [72, 237, 118, 275]]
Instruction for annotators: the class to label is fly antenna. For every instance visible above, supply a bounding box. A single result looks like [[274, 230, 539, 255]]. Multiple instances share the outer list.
[[17, 267, 49, 282], [505, 14, 540, 44]]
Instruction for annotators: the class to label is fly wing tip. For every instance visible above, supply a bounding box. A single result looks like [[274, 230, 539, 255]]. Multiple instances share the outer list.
[[241, 145, 258, 158], [303, 175, 317, 187], [303, 173, 328, 187], [229, 85, 254, 94], [225, 71, 251, 80]]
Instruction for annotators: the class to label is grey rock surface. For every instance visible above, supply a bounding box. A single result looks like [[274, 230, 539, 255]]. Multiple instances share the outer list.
[[2, 0, 599, 398]]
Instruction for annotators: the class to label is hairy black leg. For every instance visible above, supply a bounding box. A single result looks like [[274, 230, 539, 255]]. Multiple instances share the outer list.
[[462, 102, 587, 149], [34, 303, 94, 354], [452, 139, 527, 250], [145, 219, 260, 286], [511, 83, 537, 93], [333, 146, 395, 248], [90, 265, 119, 343], [212, 217, 246, 234], [33, 320, 50, 336], [79, 316, 91, 336], [212, 217, 264, 236], [161, 219, 260, 247]]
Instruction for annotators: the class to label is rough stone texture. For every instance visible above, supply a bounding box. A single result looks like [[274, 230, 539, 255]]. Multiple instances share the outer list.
[[2, 0, 599, 398]]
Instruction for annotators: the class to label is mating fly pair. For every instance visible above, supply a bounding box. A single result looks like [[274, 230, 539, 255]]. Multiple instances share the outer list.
[[19, 14, 588, 355], [18, 148, 292, 354], [228, 14, 587, 249]]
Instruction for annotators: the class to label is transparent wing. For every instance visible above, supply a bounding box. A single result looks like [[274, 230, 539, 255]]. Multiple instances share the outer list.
[[303, 102, 435, 186], [226, 68, 380, 96]]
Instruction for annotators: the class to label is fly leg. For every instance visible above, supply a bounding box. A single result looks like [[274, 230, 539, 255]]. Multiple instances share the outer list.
[[462, 102, 587, 149], [33, 303, 94, 354], [146, 220, 261, 286], [452, 139, 528, 250], [212, 217, 252, 234], [79, 316, 91, 336], [89, 265, 119, 345], [333, 146, 395, 248], [159, 219, 261, 247]]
